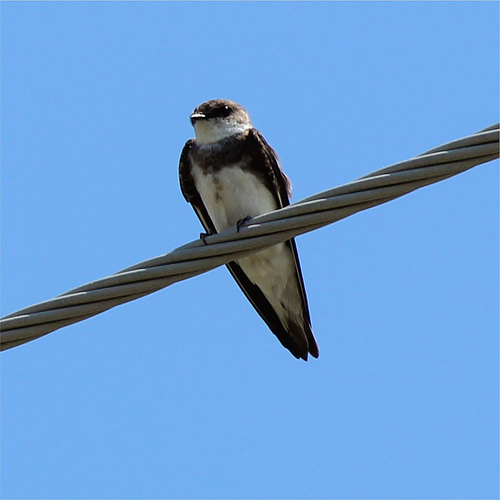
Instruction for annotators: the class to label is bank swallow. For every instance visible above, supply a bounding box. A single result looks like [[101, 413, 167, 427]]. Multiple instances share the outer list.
[[179, 99, 319, 360]]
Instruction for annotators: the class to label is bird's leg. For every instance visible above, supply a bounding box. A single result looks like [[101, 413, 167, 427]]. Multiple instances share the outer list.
[[236, 216, 252, 233]]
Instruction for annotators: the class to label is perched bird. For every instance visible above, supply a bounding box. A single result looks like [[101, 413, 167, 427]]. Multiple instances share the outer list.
[[179, 99, 319, 360]]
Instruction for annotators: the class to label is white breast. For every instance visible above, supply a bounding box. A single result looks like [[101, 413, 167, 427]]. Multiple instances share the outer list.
[[192, 161, 300, 317], [192, 163, 278, 233]]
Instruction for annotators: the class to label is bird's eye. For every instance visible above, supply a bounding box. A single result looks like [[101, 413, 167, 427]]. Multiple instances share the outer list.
[[219, 105, 232, 117]]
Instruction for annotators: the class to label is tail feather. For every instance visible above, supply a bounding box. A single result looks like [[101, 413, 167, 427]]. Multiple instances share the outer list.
[[285, 317, 319, 361]]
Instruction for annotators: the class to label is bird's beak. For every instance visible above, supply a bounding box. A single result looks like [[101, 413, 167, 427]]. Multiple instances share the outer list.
[[190, 112, 206, 125]]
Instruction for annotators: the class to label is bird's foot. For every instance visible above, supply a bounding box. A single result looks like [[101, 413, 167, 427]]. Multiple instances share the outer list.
[[200, 232, 210, 245], [236, 216, 252, 233]]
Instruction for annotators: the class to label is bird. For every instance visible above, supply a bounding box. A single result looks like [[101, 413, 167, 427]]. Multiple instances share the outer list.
[[178, 99, 319, 360]]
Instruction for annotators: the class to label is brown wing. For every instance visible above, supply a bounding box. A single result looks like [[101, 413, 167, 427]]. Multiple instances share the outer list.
[[244, 129, 292, 207], [179, 139, 216, 235], [230, 130, 318, 359]]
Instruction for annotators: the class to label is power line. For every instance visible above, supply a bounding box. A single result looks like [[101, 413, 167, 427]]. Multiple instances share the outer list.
[[1, 124, 498, 351]]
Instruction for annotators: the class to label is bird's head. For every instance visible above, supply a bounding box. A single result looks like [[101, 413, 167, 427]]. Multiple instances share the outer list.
[[190, 99, 253, 145]]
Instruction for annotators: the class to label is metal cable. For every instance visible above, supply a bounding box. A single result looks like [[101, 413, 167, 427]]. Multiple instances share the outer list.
[[1, 124, 498, 351]]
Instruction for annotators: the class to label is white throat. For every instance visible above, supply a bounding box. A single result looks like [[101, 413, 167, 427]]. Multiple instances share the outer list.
[[194, 119, 252, 145]]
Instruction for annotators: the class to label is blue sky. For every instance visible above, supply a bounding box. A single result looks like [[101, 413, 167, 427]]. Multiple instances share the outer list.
[[1, 2, 498, 499]]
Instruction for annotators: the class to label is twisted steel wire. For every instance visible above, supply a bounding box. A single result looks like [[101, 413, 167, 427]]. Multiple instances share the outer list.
[[1, 123, 498, 351]]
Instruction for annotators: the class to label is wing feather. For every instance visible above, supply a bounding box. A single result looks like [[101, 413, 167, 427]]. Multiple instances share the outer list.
[[242, 130, 318, 359]]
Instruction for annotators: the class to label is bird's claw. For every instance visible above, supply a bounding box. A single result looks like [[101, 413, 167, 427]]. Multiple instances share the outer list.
[[200, 232, 210, 245], [236, 216, 252, 233]]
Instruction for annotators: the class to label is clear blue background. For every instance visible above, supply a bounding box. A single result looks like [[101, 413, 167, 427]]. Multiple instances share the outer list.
[[1, 2, 498, 499]]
